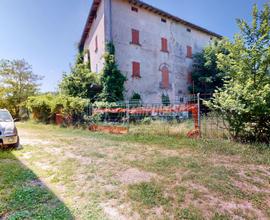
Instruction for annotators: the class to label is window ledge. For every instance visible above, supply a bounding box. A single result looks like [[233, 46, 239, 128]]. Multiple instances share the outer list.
[[159, 82, 172, 90], [130, 42, 141, 46], [132, 75, 141, 79], [161, 49, 169, 53]]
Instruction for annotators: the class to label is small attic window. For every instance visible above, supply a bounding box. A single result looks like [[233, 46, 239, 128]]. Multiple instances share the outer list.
[[186, 28, 191, 33], [131, 6, 138, 12], [210, 37, 213, 40], [161, 18, 167, 23]]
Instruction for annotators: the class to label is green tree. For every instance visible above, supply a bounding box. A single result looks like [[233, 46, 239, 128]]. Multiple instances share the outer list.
[[0, 59, 42, 117], [99, 43, 126, 102], [208, 3, 270, 143], [189, 39, 227, 95], [59, 53, 101, 101]]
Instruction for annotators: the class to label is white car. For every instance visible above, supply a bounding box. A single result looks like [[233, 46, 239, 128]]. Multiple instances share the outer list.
[[0, 109, 20, 148]]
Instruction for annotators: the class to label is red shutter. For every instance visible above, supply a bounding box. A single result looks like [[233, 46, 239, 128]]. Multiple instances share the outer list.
[[187, 46, 192, 58], [161, 38, 168, 52], [132, 29, 140, 45], [162, 67, 169, 88], [132, 62, 140, 78], [95, 36, 98, 52]]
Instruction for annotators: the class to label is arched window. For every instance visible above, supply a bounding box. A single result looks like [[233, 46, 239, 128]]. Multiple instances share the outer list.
[[161, 66, 169, 89]]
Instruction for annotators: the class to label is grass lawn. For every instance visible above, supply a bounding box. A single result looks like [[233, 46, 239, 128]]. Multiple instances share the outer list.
[[0, 122, 270, 219]]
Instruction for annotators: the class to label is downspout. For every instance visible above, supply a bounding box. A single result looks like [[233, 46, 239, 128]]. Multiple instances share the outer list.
[[109, 0, 113, 42]]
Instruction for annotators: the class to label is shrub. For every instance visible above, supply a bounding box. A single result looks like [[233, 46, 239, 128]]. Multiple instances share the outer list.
[[162, 94, 170, 106], [99, 43, 126, 102], [26, 94, 89, 124], [130, 93, 142, 107], [26, 94, 53, 123]]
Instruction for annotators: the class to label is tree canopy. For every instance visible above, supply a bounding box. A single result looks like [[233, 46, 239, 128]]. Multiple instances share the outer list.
[[189, 39, 227, 95], [0, 59, 42, 117], [59, 53, 101, 101], [208, 3, 270, 143]]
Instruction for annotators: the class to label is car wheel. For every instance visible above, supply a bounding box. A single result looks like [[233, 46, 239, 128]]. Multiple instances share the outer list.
[[13, 137, 21, 149]]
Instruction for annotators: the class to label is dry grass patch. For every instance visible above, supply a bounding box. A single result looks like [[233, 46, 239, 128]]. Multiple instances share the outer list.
[[9, 122, 270, 219]]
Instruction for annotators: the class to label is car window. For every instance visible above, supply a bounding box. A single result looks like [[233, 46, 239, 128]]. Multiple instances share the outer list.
[[0, 111, 13, 122]]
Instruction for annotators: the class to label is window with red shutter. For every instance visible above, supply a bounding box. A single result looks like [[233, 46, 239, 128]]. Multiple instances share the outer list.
[[161, 66, 169, 89], [132, 62, 140, 78], [187, 46, 192, 58], [161, 38, 168, 52], [131, 29, 140, 45], [95, 36, 98, 52]]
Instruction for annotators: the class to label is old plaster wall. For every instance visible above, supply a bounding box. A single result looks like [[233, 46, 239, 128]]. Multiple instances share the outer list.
[[111, 0, 214, 103], [84, 0, 106, 74]]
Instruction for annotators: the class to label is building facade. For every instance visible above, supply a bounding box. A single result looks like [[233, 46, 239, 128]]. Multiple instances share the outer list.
[[79, 0, 221, 104]]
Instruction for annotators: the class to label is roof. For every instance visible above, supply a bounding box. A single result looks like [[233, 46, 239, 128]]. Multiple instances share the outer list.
[[79, 0, 222, 50]]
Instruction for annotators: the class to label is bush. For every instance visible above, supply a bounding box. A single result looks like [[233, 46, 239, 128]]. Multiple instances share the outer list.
[[162, 94, 170, 106], [130, 93, 142, 107], [26, 94, 53, 123], [26, 94, 89, 124]]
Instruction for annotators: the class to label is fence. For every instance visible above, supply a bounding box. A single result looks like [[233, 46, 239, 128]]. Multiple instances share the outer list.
[[54, 94, 231, 139], [198, 94, 233, 140], [88, 94, 201, 135]]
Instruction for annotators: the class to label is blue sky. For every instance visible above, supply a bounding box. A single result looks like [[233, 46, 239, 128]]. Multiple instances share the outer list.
[[0, 0, 267, 92]]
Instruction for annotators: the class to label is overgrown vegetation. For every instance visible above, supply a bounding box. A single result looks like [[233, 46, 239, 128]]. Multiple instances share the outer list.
[[26, 94, 89, 123], [189, 40, 227, 95], [130, 92, 142, 106], [161, 93, 170, 106], [59, 53, 101, 101], [99, 43, 126, 102], [0, 59, 42, 117], [207, 3, 270, 143]]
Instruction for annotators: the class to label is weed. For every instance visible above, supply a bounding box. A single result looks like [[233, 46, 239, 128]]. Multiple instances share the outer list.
[[128, 182, 168, 207]]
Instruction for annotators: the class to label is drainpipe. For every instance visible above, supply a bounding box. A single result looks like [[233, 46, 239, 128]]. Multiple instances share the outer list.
[[108, 0, 113, 43]]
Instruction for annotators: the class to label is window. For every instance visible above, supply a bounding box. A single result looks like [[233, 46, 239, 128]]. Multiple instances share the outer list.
[[161, 18, 167, 23], [161, 38, 168, 52], [186, 28, 191, 32], [132, 62, 140, 78], [186, 46, 192, 58], [131, 6, 138, 12], [131, 29, 140, 45], [95, 36, 98, 52], [161, 66, 169, 89]]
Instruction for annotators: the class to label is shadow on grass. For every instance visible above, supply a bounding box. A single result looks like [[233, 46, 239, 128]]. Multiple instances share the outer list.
[[0, 149, 74, 220]]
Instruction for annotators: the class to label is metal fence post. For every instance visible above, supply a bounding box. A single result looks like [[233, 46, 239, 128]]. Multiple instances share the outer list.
[[127, 102, 130, 129], [197, 93, 201, 136]]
